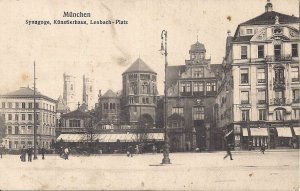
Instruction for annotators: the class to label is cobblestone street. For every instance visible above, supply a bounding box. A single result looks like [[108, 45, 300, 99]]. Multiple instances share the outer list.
[[0, 150, 299, 190]]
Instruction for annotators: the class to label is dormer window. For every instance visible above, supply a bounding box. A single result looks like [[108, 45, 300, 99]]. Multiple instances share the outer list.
[[246, 29, 253, 35]]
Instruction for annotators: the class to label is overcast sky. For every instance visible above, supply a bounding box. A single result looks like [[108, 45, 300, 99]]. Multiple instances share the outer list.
[[0, 0, 298, 106]]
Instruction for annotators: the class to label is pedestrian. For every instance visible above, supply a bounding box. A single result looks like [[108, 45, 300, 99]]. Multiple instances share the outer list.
[[27, 146, 33, 162], [0, 145, 3, 158], [127, 146, 133, 157], [223, 143, 233, 160], [41, 146, 46, 159], [20, 146, 26, 162], [64, 147, 69, 160], [260, 144, 266, 154]]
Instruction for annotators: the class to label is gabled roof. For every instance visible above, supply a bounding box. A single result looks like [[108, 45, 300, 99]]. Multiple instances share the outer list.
[[166, 65, 186, 89], [102, 89, 118, 98], [1, 87, 56, 102], [61, 109, 94, 118], [240, 11, 300, 26], [123, 58, 156, 74]]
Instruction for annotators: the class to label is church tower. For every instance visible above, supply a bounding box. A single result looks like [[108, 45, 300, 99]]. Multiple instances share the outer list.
[[63, 73, 77, 111], [121, 58, 158, 127], [82, 75, 95, 110]]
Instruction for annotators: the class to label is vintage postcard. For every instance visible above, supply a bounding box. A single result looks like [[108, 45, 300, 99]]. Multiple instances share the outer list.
[[0, 0, 299, 190]]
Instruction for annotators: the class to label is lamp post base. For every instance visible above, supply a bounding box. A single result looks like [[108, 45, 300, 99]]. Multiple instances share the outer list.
[[161, 142, 171, 164]]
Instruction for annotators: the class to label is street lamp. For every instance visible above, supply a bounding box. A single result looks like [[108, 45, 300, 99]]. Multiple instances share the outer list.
[[160, 30, 171, 164]]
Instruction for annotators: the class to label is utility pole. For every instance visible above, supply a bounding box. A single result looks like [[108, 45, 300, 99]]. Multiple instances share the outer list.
[[33, 61, 38, 160]]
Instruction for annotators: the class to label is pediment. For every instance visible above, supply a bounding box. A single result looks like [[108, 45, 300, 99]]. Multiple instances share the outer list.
[[251, 26, 299, 42]]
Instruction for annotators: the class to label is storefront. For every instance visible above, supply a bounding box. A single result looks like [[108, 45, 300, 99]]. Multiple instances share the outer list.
[[292, 127, 300, 149], [275, 127, 293, 148], [249, 128, 268, 148]]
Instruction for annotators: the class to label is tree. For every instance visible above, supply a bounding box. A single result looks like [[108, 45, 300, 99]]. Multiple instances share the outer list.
[[0, 116, 6, 143]]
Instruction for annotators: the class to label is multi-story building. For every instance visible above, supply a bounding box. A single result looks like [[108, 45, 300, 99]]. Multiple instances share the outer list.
[[0, 87, 57, 150], [166, 41, 222, 151], [83, 75, 95, 110], [98, 89, 121, 125], [216, 0, 300, 150], [121, 58, 158, 128], [63, 73, 77, 111]]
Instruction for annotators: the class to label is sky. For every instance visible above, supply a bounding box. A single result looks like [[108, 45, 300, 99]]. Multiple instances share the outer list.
[[0, 0, 298, 106]]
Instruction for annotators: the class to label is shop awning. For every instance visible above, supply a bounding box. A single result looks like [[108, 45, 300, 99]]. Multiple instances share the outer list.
[[293, 127, 300, 136], [242, 128, 248, 136], [57, 134, 86, 142], [250, 128, 268, 136], [57, 133, 164, 143], [276, 127, 292, 137]]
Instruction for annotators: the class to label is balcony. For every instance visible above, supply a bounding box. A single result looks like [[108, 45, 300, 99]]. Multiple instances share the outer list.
[[241, 100, 250, 104], [270, 98, 289, 106], [273, 77, 285, 89], [257, 100, 266, 104], [265, 55, 292, 62]]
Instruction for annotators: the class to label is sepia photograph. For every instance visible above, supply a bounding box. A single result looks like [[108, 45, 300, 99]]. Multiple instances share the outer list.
[[0, 0, 299, 190]]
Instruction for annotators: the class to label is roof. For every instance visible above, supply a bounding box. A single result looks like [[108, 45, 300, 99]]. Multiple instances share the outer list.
[[1, 87, 56, 102], [102, 89, 118, 98], [240, 11, 300, 26], [123, 58, 156, 74], [232, 35, 253, 43], [189, 41, 206, 52], [166, 65, 186, 88], [61, 109, 94, 118], [56, 95, 70, 112]]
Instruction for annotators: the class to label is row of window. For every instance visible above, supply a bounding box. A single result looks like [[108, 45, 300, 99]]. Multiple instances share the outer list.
[[129, 82, 156, 95], [1, 113, 56, 124], [6, 125, 55, 135], [240, 66, 299, 84], [6, 140, 51, 149], [103, 103, 119, 110], [240, 109, 300, 121], [171, 107, 205, 120], [0, 102, 56, 111], [180, 81, 216, 93], [129, 97, 154, 104], [240, 44, 298, 59], [126, 74, 156, 82], [240, 89, 299, 104]]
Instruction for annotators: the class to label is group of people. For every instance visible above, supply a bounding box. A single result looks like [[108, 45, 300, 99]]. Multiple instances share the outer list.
[[20, 146, 46, 162]]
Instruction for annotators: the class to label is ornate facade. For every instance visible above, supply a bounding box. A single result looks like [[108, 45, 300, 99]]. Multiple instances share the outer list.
[[216, 0, 300, 150]]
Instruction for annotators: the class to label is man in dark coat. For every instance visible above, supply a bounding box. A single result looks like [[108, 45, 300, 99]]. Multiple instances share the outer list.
[[223, 144, 233, 160], [260, 144, 266, 154], [27, 146, 33, 162], [41, 146, 46, 159], [20, 146, 26, 162]]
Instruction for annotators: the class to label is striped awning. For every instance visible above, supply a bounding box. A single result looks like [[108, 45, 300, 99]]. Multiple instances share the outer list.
[[57, 133, 164, 143], [293, 127, 300, 136], [242, 128, 248, 136], [276, 127, 292, 137], [250, 128, 268, 136]]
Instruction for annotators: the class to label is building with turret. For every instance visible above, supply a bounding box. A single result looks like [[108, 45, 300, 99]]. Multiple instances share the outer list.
[[82, 75, 95, 110], [216, 0, 300, 150], [121, 58, 158, 128], [63, 73, 77, 111], [166, 40, 222, 151]]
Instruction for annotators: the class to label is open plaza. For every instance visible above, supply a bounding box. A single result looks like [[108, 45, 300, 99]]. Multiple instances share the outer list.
[[0, 150, 298, 190]]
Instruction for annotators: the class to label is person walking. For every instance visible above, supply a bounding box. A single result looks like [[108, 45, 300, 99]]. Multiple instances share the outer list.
[[127, 146, 133, 157], [41, 146, 46, 159], [0, 145, 3, 158], [27, 146, 33, 162], [64, 147, 69, 160], [20, 146, 26, 162], [260, 144, 266, 154], [223, 143, 233, 160]]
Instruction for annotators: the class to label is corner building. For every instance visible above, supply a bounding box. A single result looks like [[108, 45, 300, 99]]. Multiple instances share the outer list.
[[217, 1, 300, 150]]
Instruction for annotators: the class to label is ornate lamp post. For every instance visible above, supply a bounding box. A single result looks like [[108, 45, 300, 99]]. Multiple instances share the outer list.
[[160, 30, 170, 164]]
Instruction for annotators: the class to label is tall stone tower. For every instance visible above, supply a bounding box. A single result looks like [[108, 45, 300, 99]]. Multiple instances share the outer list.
[[82, 75, 95, 110], [121, 58, 158, 127], [63, 73, 77, 111]]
